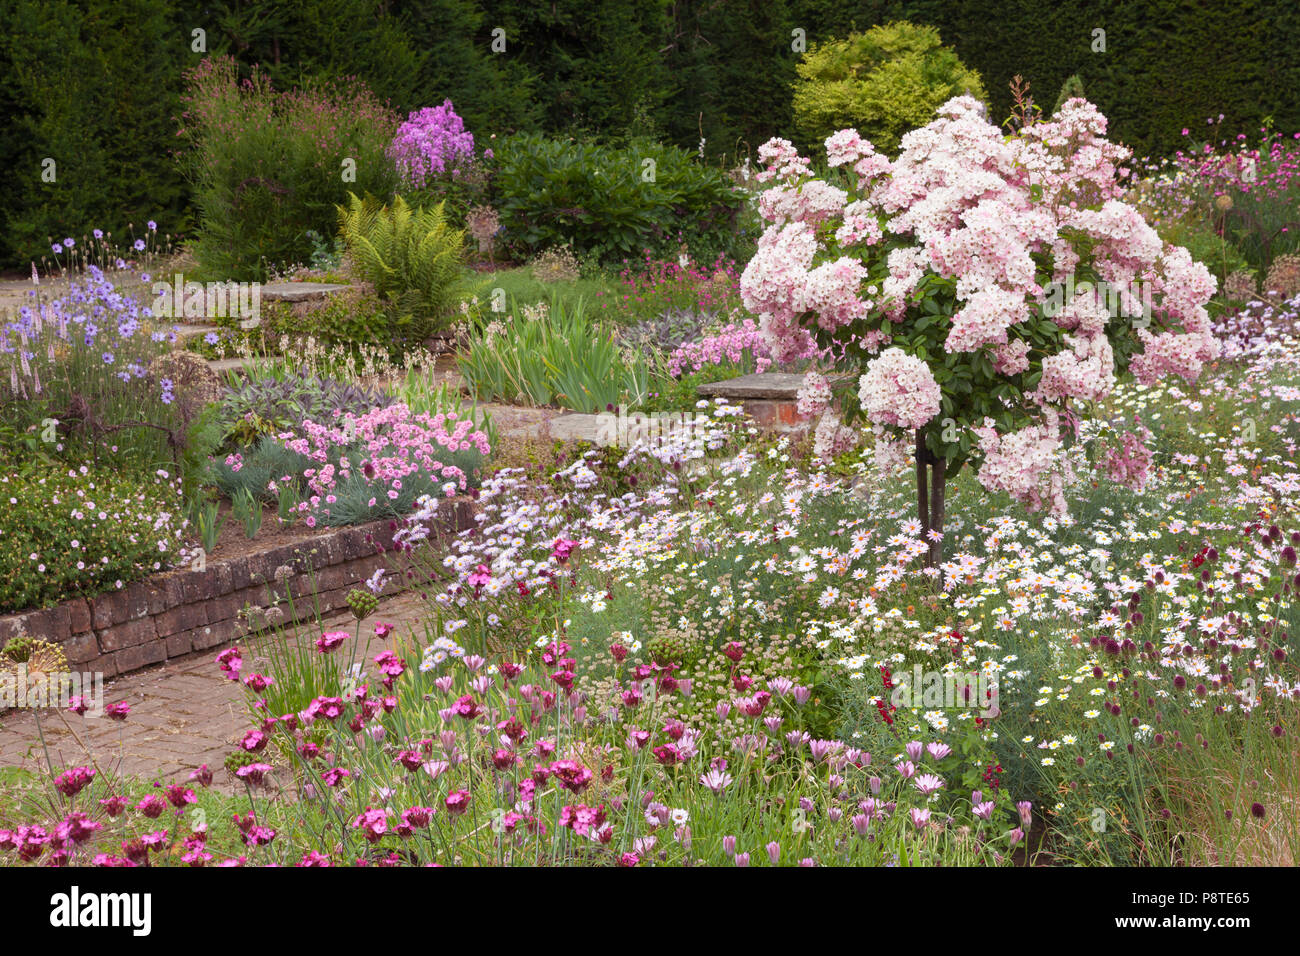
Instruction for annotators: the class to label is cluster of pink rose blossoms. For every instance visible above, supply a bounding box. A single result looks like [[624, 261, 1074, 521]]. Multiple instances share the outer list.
[[741, 95, 1219, 514]]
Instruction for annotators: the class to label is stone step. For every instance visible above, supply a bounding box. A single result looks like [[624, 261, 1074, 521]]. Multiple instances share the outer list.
[[260, 281, 351, 303], [695, 370, 851, 432], [206, 357, 270, 380], [695, 370, 853, 399], [170, 323, 219, 345], [696, 371, 808, 400]]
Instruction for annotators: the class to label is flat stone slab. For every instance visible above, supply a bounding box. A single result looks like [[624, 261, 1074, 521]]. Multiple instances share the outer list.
[[696, 372, 807, 399], [481, 408, 606, 444], [259, 281, 351, 303], [206, 357, 271, 379], [546, 413, 604, 443], [171, 323, 216, 343], [696, 370, 855, 400]]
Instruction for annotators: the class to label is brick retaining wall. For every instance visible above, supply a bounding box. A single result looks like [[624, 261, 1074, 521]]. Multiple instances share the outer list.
[[0, 499, 474, 679]]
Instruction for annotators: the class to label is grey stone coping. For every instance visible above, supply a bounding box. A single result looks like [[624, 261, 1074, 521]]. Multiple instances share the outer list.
[[546, 414, 605, 443], [206, 357, 271, 378], [171, 323, 215, 342], [696, 372, 807, 399], [696, 370, 854, 399], [259, 281, 351, 302]]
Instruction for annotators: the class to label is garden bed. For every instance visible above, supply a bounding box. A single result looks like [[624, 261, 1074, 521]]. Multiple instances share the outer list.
[[5, 38, 1300, 872], [0, 499, 474, 681]]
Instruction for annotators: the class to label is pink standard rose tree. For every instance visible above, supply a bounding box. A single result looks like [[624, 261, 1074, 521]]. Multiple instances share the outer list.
[[740, 94, 1219, 563]]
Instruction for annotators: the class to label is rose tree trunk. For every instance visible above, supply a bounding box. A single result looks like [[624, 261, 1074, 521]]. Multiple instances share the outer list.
[[915, 428, 946, 566]]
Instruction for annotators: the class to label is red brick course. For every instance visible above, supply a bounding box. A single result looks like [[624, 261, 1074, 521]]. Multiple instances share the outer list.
[[0, 499, 473, 683]]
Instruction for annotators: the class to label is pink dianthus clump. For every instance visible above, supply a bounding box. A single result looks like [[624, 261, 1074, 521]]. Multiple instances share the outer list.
[[278, 402, 491, 524]]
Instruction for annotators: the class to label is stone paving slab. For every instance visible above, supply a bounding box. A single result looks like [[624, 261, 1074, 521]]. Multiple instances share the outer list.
[[696, 371, 807, 399], [259, 281, 351, 302], [206, 357, 271, 379], [0, 590, 432, 792], [170, 323, 217, 344], [546, 413, 604, 442], [696, 370, 853, 399]]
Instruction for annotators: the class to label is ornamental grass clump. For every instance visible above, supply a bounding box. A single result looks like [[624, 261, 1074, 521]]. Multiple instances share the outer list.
[[457, 298, 653, 413]]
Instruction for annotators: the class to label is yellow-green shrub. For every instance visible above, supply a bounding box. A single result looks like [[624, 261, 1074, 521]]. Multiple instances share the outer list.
[[792, 22, 987, 155]]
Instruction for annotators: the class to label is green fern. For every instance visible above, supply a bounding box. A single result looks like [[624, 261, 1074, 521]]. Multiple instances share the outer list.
[[338, 192, 469, 341]]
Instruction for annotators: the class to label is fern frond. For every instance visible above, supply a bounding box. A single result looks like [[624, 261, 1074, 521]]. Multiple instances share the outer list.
[[337, 192, 468, 342]]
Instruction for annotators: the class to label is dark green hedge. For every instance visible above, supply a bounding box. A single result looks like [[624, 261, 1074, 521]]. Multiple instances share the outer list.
[[491, 133, 746, 263], [0, 0, 193, 268], [1, 0, 1297, 269], [901, 0, 1300, 160]]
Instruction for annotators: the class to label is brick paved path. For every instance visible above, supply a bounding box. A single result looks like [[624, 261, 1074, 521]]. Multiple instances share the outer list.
[[0, 591, 431, 791]]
